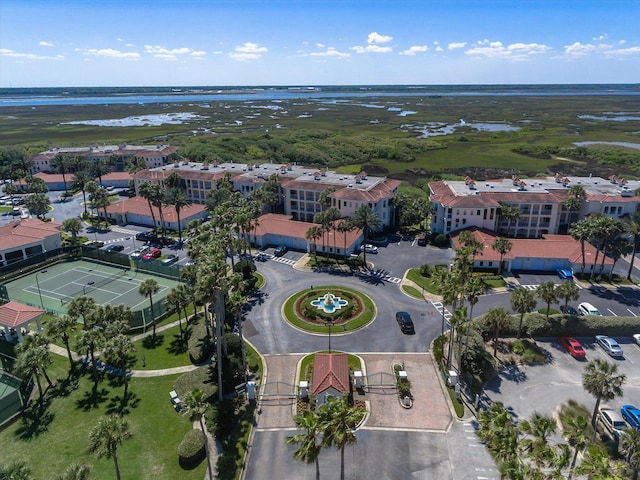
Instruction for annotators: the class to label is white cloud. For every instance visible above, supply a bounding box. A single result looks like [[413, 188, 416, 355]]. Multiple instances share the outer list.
[[39, 41, 54, 47], [605, 45, 640, 57], [465, 39, 550, 59], [190, 50, 206, 57], [435, 46, 443, 52], [448, 42, 467, 51], [228, 42, 267, 61], [368, 32, 393, 44], [563, 42, 597, 57], [75, 48, 140, 59], [142, 45, 206, 60], [316, 43, 325, 48], [400, 45, 428, 56], [0, 48, 63, 60], [351, 44, 392, 54], [593, 33, 608, 41], [309, 47, 350, 58]]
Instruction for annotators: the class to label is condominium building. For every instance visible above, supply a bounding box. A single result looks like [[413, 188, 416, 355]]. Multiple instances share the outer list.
[[133, 160, 400, 228], [31, 144, 177, 173], [430, 174, 640, 238]]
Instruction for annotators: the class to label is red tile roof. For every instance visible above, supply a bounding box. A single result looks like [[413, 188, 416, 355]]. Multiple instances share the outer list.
[[254, 214, 361, 246], [0, 218, 61, 250], [101, 171, 133, 182], [312, 353, 350, 395], [451, 227, 612, 264], [104, 197, 206, 222], [0, 301, 45, 328], [330, 178, 401, 202]]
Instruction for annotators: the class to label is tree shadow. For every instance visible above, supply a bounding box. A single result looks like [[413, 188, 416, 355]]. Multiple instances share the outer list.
[[48, 374, 80, 399], [75, 387, 109, 411], [168, 334, 188, 355], [105, 391, 140, 416], [142, 333, 164, 349], [15, 403, 54, 440]]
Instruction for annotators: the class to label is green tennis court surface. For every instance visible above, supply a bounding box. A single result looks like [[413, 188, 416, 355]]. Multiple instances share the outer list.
[[2, 259, 182, 315]]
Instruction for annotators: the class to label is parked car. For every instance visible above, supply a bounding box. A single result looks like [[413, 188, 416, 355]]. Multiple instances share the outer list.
[[417, 235, 427, 246], [557, 269, 573, 280], [560, 305, 578, 316], [84, 240, 105, 248], [130, 246, 150, 259], [595, 335, 624, 357], [634, 334, 640, 347], [359, 244, 379, 254], [599, 406, 627, 441], [274, 245, 288, 257], [578, 302, 601, 316], [559, 337, 586, 359], [395, 311, 415, 334], [621, 405, 640, 430], [11, 207, 21, 216], [161, 254, 179, 265], [135, 231, 155, 242], [142, 248, 162, 260], [105, 244, 124, 253]]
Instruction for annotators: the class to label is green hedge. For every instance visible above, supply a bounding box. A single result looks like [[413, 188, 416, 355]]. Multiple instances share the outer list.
[[174, 365, 218, 403], [178, 429, 206, 468], [187, 315, 214, 364]]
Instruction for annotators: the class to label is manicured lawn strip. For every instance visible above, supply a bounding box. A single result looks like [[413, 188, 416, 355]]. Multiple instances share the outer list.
[[0, 357, 205, 480], [282, 286, 375, 333], [244, 341, 263, 381], [131, 323, 191, 370], [402, 284, 423, 299], [253, 272, 265, 289], [406, 268, 444, 295]]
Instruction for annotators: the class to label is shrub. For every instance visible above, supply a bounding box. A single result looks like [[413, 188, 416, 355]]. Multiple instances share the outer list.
[[174, 365, 218, 402], [177, 429, 206, 468], [511, 339, 525, 355], [432, 335, 445, 364], [206, 398, 235, 439], [432, 234, 448, 248], [419, 263, 432, 277], [187, 315, 214, 364]]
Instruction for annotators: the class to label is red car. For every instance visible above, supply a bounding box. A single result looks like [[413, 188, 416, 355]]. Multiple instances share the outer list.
[[560, 337, 586, 358], [142, 248, 161, 260]]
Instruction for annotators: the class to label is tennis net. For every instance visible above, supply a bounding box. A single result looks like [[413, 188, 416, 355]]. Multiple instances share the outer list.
[[60, 268, 129, 305]]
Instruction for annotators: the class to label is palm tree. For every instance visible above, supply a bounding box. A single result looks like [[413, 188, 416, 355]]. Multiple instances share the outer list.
[[72, 170, 91, 216], [305, 225, 322, 262], [139, 279, 160, 338], [286, 411, 323, 480], [103, 334, 136, 397], [88, 415, 132, 480], [562, 414, 591, 480], [164, 288, 185, 339], [138, 182, 158, 233], [484, 307, 510, 357], [563, 196, 582, 229], [182, 389, 212, 479], [491, 237, 512, 275], [459, 230, 484, 273], [626, 212, 640, 280], [25, 192, 50, 220], [575, 444, 626, 480], [582, 359, 626, 428], [536, 281, 558, 318], [76, 325, 104, 389], [351, 204, 381, 268], [620, 428, 640, 480], [519, 413, 556, 469], [0, 460, 32, 480], [89, 187, 110, 229], [569, 219, 591, 276], [477, 402, 518, 463], [45, 314, 76, 371], [52, 154, 71, 196], [53, 463, 93, 480], [61, 218, 83, 246], [510, 287, 537, 338], [67, 296, 98, 329], [165, 186, 191, 242], [336, 219, 354, 261], [498, 202, 521, 237], [320, 395, 363, 480], [607, 236, 633, 280], [15, 334, 54, 405], [556, 281, 580, 313]]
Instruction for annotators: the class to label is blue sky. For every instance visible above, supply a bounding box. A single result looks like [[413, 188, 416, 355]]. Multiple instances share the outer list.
[[1, 0, 639, 87]]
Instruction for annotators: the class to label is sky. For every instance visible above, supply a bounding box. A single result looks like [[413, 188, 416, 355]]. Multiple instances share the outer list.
[[1, 0, 639, 88]]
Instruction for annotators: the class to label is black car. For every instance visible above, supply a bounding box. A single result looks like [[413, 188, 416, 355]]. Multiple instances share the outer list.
[[105, 244, 125, 253], [396, 311, 415, 334], [560, 305, 578, 316], [274, 245, 288, 257]]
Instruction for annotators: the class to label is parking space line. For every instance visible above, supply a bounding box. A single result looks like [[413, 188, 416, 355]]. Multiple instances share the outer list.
[[607, 308, 618, 317], [627, 309, 637, 317]]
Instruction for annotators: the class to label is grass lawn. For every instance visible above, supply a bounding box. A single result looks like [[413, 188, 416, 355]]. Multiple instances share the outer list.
[[0, 354, 206, 480], [131, 323, 191, 370], [299, 352, 363, 384], [406, 268, 445, 295], [401, 284, 423, 299]]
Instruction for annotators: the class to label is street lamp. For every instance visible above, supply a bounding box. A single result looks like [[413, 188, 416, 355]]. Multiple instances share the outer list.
[[324, 318, 334, 353], [35, 269, 48, 310]]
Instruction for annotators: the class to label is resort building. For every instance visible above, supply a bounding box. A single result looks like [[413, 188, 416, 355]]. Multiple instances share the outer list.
[[430, 175, 640, 238], [133, 161, 400, 229], [30, 144, 178, 174], [0, 218, 61, 266]]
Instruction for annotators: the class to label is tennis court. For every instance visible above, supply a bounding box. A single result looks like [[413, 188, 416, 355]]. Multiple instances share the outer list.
[[0, 372, 24, 426], [2, 259, 182, 316]]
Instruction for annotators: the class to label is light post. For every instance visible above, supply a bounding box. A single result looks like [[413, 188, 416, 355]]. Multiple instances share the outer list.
[[35, 269, 48, 310], [324, 318, 334, 353]]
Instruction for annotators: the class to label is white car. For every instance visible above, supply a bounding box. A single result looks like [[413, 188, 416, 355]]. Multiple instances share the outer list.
[[633, 334, 640, 347], [578, 302, 601, 316], [130, 246, 150, 259], [359, 244, 378, 254]]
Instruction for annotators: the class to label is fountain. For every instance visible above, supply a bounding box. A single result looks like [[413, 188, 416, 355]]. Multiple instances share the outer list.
[[311, 292, 348, 314]]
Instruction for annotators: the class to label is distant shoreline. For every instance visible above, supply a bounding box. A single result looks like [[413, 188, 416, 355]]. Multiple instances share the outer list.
[[1, 84, 639, 108]]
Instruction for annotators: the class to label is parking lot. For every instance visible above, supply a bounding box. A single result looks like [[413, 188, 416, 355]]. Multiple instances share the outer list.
[[485, 335, 640, 424]]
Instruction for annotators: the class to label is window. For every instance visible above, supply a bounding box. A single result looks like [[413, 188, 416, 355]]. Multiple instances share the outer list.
[[477, 209, 481, 216]]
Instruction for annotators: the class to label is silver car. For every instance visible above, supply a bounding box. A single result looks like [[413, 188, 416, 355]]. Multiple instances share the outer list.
[[595, 335, 624, 357]]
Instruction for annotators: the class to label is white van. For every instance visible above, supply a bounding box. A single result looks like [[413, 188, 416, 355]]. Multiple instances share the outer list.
[[578, 302, 601, 316]]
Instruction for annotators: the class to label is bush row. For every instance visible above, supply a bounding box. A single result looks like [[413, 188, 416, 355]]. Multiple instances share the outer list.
[[187, 314, 214, 364], [177, 429, 206, 468], [173, 365, 218, 403]]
